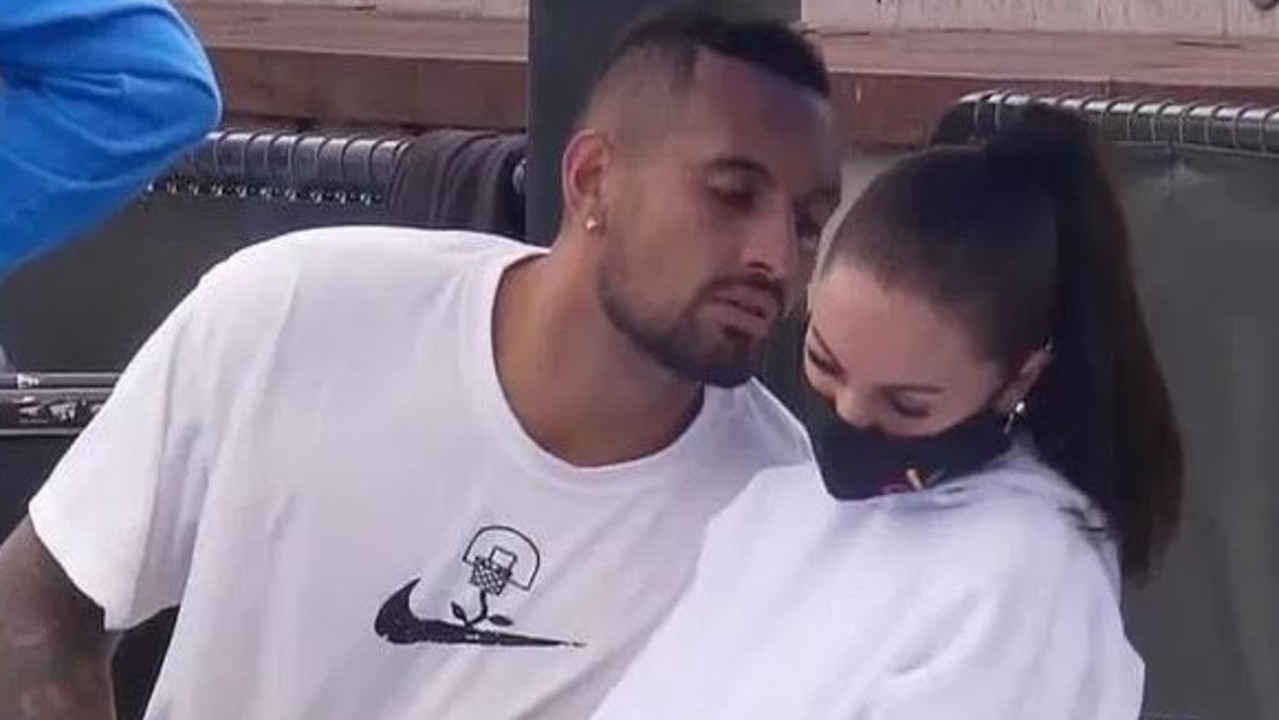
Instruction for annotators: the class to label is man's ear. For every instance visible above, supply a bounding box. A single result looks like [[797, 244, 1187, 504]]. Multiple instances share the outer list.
[[560, 129, 611, 230], [994, 346, 1052, 414]]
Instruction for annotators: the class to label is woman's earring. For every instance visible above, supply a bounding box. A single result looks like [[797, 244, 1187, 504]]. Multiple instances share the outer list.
[[584, 215, 602, 232], [1003, 400, 1027, 435]]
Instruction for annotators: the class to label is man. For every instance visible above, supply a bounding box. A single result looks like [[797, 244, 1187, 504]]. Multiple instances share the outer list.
[[1, 0, 220, 276], [0, 11, 841, 720]]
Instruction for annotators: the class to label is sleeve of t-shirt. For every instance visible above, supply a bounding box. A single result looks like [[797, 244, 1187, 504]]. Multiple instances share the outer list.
[[0, 0, 221, 276], [865, 514, 1144, 720], [27, 245, 294, 631]]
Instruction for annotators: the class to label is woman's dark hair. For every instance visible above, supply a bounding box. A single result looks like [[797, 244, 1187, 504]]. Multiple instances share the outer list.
[[822, 103, 1182, 579]]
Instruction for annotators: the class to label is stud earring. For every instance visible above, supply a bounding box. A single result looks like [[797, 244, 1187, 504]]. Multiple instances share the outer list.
[[1003, 400, 1028, 435], [584, 216, 602, 232]]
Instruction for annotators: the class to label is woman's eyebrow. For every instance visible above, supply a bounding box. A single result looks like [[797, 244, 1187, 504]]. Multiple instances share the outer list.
[[808, 327, 844, 373], [882, 384, 944, 395]]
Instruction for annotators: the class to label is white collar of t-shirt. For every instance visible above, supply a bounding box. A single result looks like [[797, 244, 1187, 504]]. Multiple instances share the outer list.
[[458, 250, 737, 492]]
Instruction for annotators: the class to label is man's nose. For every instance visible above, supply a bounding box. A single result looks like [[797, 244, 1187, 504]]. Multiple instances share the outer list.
[[740, 205, 801, 286]]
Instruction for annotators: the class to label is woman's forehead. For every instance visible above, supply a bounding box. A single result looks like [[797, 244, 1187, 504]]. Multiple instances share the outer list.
[[809, 263, 991, 388]]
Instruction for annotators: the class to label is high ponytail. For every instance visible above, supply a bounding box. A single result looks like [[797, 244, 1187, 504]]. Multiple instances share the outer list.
[[825, 103, 1183, 578], [991, 105, 1182, 578]]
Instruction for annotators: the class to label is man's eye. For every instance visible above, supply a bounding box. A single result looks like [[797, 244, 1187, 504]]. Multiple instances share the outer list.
[[796, 218, 822, 252], [709, 185, 757, 212]]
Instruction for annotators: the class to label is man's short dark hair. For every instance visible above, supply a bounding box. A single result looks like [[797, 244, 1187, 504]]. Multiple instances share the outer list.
[[582, 10, 830, 131], [604, 10, 829, 97]]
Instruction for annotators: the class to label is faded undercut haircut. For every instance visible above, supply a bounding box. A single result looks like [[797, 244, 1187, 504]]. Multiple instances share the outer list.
[[578, 9, 830, 142]]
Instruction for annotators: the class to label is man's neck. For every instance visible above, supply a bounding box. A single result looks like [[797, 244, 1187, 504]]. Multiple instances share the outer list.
[[493, 248, 704, 468]]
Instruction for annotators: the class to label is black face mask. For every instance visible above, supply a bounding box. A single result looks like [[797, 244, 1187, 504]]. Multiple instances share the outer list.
[[806, 387, 1016, 501]]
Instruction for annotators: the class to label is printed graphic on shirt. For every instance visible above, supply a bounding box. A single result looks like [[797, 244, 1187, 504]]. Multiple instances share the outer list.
[[375, 525, 583, 649]]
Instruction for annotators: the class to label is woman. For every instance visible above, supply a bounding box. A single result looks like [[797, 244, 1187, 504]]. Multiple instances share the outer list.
[[589, 104, 1182, 719]]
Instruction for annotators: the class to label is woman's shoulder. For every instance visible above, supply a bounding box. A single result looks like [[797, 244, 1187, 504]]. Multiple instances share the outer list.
[[728, 447, 1121, 594], [891, 443, 1122, 595]]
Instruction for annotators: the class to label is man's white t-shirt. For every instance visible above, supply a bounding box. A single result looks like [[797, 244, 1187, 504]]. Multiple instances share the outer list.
[[29, 227, 811, 720], [589, 443, 1143, 720]]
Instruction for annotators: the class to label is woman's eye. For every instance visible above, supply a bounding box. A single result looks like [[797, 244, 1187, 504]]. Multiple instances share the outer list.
[[805, 347, 840, 377], [887, 395, 931, 420]]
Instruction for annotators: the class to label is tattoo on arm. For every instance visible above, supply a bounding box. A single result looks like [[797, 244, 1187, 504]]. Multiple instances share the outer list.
[[0, 518, 119, 719]]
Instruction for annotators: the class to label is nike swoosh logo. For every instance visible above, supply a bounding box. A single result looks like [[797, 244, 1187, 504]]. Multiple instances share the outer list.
[[374, 579, 582, 648]]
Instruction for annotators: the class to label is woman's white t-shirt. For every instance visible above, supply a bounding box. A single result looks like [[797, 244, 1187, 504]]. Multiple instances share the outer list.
[[589, 443, 1142, 720]]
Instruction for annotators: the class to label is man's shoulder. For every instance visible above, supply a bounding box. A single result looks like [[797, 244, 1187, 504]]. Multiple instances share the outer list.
[[176, 226, 537, 355], [230, 226, 534, 275], [203, 226, 537, 302], [716, 381, 813, 465]]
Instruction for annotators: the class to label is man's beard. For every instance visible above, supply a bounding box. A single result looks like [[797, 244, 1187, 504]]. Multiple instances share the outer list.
[[598, 272, 767, 389]]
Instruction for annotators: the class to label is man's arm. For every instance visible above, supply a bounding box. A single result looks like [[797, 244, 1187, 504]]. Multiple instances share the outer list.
[[0, 518, 119, 720], [0, 0, 222, 276]]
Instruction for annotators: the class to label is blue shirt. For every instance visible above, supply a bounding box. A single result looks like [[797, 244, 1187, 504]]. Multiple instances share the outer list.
[[0, 0, 221, 276]]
